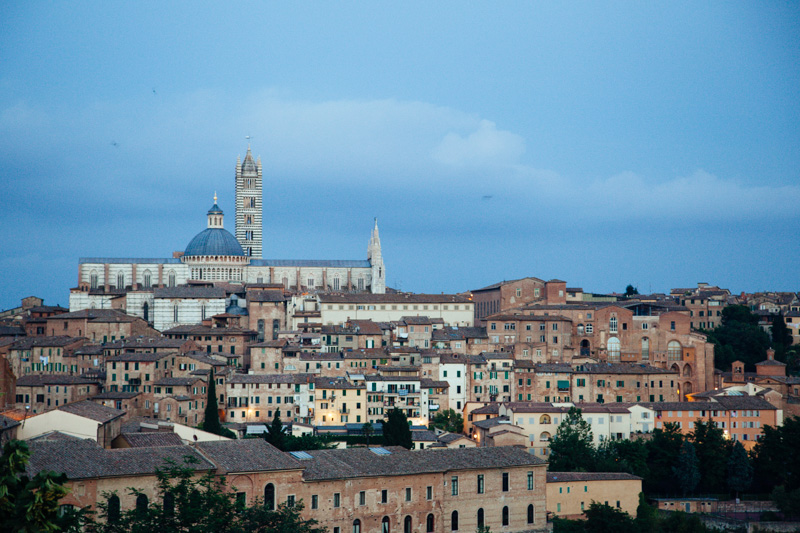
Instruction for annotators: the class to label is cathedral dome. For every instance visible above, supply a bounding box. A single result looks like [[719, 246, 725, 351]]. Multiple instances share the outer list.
[[184, 228, 244, 257]]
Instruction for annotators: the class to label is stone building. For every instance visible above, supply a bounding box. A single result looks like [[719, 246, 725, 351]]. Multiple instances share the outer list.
[[546, 472, 642, 519]]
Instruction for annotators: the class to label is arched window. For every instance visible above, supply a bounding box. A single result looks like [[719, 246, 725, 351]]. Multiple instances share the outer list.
[[257, 275, 263, 284], [451, 510, 458, 531], [90, 272, 98, 289], [353, 519, 361, 533], [264, 483, 275, 510], [201, 304, 206, 321], [333, 277, 340, 291], [540, 431, 551, 442], [502, 505, 509, 526], [404, 516, 412, 533], [107, 494, 120, 523], [540, 414, 551, 424], [528, 504, 534, 524], [142, 302, 149, 322], [382, 516, 390, 533], [477, 508, 485, 527], [168, 272, 176, 287], [426, 514, 434, 532], [668, 341, 682, 361], [641, 337, 650, 360], [358, 277, 364, 291], [607, 337, 620, 361], [173, 304, 179, 323], [257, 320, 265, 342], [136, 493, 148, 514], [273, 319, 280, 341], [609, 315, 618, 333], [143, 270, 151, 288], [577, 323, 584, 335], [683, 364, 692, 377], [117, 272, 125, 289]]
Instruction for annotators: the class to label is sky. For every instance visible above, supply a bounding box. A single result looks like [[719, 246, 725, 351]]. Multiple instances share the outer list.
[[1, 2, 798, 310]]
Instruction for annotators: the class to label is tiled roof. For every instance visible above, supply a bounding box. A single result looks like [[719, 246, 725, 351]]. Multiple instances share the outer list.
[[91, 392, 140, 400], [107, 352, 171, 362], [412, 430, 439, 442], [437, 433, 469, 443], [248, 291, 287, 302], [420, 378, 449, 388], [312, 377, 364, 390], [473, 416, 512, 429], [402, 316, 433, 325], [228, 373, 312, 384], [712, 396, 777, 410], [547, 472, 642, 482], [347, 320, 384, 335], [26, 438, 214, 479], [11, 336, 83, 349], [470, 403, 501, 415], [195, 439, 302, 474], [300, 445, 544, 481], [504, 402, 570, 414], [154, 377, 203, 386], [119, 432, 184, 447], [16, 375, 100, 387], [104, 337, 187, 350], [162, 325, 256, 335], [576, 363, 677, 375], [58, 400, 125, 423], [431, 326, 487, 341], [49, 309, 137, 323], [486, 313, 572, 322]]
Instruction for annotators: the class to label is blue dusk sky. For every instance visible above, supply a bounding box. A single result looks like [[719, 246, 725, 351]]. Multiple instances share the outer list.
[[1, 2, 799, 310]]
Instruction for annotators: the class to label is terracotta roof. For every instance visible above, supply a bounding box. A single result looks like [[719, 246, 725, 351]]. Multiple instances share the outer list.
[[58, 400, 125, 423], [11, 336, 83, 349], [154, 377, 203, 386], [26, 438, 214, 479], [547, 472, 641, 482], [300, 445, 544, 481], [16, 375, 100, 387], [195, 439, 302, 474], [107, 352, 171, 362], [119, 432, 184, 447], [228, 373, 313, 384], [248, 291, 287, 302]]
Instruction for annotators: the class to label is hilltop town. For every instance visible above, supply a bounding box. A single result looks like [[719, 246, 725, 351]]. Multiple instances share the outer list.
[[1, 149, 799, 532]]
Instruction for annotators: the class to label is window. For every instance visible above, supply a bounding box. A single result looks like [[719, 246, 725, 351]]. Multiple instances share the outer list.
[[502, 506, 509, 526], [609, 316, 618, 333], [404, 516, 412, 533], [107, 495, 120, 523], [426, 514, 434, 533], [359, 491, 366, 506], [528, 504, 535, 523], [641, 337, 650, 360], [528, 471, 534, 490], [136, 493, 148, 514], [334, 493, 341, 508], [607, 337, 621, 362], [311, 495, 318, 509], [426, 486, 432, 500], [381, 517, 390, 533], [353, 519, 361, 533], [264, 483, 275, 510], [451, 476, 459, 496], [381, 489, 388, 503], [405, 487, 411, 501], [477, 508, 485, 527], [451, 511, 458, 531], [668, 341, 682, 361], [502, 472, 509, 492], [477, 474, 484, 494], [287, 495, 295, 507]]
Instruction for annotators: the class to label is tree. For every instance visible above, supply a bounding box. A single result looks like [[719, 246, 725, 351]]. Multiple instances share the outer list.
[[362, 422, 374, 447], [704, 305, 770, 371], [548, 407, 595, 472], [672, 441, 700, 496], [95, 456, 326, 533], [383, 408, 412, 449], [644, 422, 684, 494], [634, 492, 657, 533], [203, 370, 223, 435], [624, 285, 639, 298], [691, 419, 730, 494], [0, 440, 87, 532], [429, 409, 464, 434], [751, 416, 800, 494], [594, 439, 649, 479], [582, 502, 634, 533], [726, 441, 752, 498], [771, 313, 793, 358], [265, 411, 288, 451]]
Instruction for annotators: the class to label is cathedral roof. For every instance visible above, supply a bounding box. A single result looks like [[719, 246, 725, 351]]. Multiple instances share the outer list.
[[184, 228, 244, 257], [207, 203, 223, 215]]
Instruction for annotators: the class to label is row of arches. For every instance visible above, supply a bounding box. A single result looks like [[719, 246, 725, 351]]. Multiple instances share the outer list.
[[88, 269, 177, 289]]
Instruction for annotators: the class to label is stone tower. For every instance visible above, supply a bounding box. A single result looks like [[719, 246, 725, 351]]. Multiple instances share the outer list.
[[235, 146, 263, 258], [368, 218, 386, 294]]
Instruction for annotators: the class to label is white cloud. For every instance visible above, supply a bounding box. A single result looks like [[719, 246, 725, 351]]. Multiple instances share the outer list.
[[431, 119, 526, 167]]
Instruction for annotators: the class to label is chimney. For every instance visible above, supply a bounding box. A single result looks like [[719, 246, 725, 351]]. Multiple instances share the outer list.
[[767, 348, 775, 361]]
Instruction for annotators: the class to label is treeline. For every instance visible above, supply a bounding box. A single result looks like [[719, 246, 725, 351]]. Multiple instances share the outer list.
[[554, 498, 715, 533]]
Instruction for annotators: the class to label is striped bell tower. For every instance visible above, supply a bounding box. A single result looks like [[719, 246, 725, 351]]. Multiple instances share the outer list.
[[235, 145, 263, 258]]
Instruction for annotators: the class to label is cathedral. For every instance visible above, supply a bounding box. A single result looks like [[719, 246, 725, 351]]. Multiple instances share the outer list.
[[71, 146, 386, 314]]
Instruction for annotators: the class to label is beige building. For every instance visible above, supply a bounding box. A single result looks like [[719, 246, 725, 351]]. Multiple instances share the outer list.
[[318, 293, 474, 327], [546, 472, 642, 518]]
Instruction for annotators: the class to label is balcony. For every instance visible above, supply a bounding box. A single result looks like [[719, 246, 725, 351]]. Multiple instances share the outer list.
[[339, 408, 350, 414], [428, 403, 440, 411]]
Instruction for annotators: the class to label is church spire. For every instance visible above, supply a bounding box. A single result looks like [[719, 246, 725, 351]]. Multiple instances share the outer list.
[[368, 218, 385, 294]]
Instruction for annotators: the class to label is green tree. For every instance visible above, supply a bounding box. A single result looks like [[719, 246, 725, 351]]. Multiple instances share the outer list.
[[691, 419, 730, 494], [751, 416, 800, 493], [624, 285, 639, 298], [726, 441, 752, 498], [594, 439, 649, 479], [265, 411, 288, 451], [281, 433, 336, 452], [383, 408, 412, 449], [672, 441, 700, 496], [203, 370, 223, 435], [634, 492, 657, 533], [95, 456, 325, 533], [429, 409, 464, 433], [771, 313, 793, 358], [0, 440, 87, 532], [362, 422, 374, 447], [644, 422, 684, 494], [583, 502, 634, 533], [548, 407, 595, 472], [704, 305, 770, 371]]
